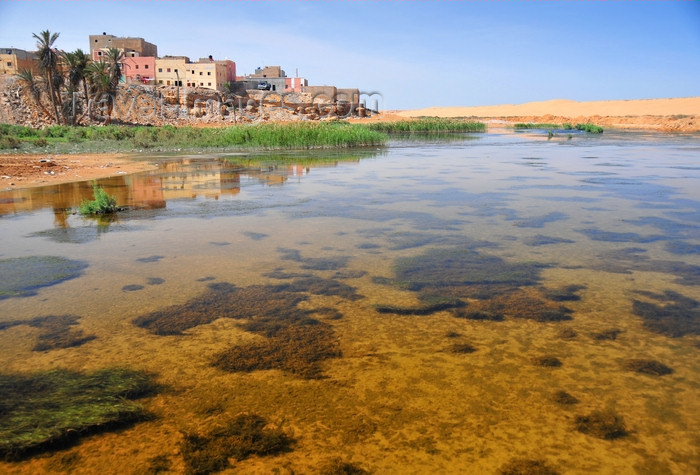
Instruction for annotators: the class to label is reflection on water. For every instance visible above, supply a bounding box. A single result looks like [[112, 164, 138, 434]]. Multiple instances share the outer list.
[[0, 131, 698, 474]]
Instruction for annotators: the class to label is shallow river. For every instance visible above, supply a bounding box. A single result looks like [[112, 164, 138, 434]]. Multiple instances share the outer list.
[[1, 129, 698, 474]]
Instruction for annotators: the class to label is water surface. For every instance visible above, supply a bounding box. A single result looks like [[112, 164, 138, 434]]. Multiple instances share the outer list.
[[1, 130, 698, 474]]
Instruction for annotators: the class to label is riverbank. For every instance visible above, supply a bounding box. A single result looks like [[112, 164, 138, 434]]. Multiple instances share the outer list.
[[0, 153, 158, 188]]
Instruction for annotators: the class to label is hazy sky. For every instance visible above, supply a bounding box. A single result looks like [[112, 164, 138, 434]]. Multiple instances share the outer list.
[[1, 1, 698, 110]]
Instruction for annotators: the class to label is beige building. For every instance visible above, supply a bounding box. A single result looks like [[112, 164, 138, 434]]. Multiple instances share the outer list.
[[250, 66, 285, 78], [186, 58, 235, 92], [155, 56, 189, 86], [0, 48, 37, 75], [89, 33, 158, 61]]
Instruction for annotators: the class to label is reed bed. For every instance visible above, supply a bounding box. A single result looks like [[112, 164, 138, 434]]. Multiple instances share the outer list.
[[366, 118, 486, 134], [0, 122, 387, 152]]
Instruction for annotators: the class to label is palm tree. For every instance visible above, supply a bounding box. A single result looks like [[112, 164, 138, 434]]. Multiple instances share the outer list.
[[32, 29, 63, 124], [61, 49, 90, 124], [16, 68, 53, 120], [102, 47, 124, 123], [85, 60, 111, 120]]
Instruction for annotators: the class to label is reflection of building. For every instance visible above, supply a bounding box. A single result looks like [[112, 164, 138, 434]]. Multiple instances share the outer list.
[[89, 33, 158, 61], [0, 48, 38, 75]]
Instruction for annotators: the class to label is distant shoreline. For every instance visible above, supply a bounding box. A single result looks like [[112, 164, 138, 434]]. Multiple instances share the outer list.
[[394, 97, 700, 132]]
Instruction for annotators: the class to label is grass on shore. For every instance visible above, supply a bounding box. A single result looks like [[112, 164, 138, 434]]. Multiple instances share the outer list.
[[0, 122, 387, 153], [366, 118, 486, 134]]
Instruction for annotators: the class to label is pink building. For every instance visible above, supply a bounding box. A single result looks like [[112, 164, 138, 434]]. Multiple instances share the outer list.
[[285, 76, 308, 93], [121, 56, 156, 84]]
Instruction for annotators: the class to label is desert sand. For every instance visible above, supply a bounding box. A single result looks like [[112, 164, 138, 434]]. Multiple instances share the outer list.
[[397, 96, 700, 132]]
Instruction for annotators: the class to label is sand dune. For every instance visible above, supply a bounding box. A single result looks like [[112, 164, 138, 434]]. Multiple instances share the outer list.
[[397, 97, 700, 131]]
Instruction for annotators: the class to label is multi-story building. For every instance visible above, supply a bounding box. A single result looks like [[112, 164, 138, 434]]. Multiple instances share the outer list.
[[121, 56, 156, 84], [89, 33, 158, 61], [154, 56, 189, 86], [0, 48, 38, 75], [186, 57, 236, 92]]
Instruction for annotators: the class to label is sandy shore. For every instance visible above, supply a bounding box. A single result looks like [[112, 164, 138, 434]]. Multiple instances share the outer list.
[[397, 97, 700, 132], [0, 153, 158, 190], [2, 97, 697, 191]]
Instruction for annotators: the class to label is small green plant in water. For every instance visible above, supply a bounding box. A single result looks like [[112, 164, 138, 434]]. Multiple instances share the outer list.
[[79, 183, 118, 215]]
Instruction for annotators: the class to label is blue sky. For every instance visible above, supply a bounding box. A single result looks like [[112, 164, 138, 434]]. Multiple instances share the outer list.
[[1, 1, 698, 110]]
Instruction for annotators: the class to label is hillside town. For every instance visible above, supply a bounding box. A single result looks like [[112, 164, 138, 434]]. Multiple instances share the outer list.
[[0, 32, 376, 127]]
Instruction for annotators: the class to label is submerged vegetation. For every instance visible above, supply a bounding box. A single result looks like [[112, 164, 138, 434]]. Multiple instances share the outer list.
[[180, 413, 292, 475], [0, 256, 88, 300], [499, 458, 560, 475], [0, 368, 156, 460], [0, 314, 95, 351], [552, 390, 579, 406], [575, 410, 628, 439], [134, 280, 345, 378], [632, 290, 699, 337], [622, 359, 674, 376]]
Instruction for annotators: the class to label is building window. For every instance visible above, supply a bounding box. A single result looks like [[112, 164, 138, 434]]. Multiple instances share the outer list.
[[208, 82, 211, 86], [199, 72, 202, 76], [200, 82, 203, 86], [167, 68, 171, 72], [135, 65, 139, 69], [174, 69, 178, 73], [6, 62, 11, 67], [207, 72, 211, 76], [98, 51, 102, 56], [145, 65, 149, 69], [158, 68, 162, 72], [158, 80, 163, 84], [167, 80, 170, 86]]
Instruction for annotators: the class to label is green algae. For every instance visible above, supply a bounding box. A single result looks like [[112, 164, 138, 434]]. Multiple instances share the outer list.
[[0, 368, 156, 461], [0, 256, 88, 300]]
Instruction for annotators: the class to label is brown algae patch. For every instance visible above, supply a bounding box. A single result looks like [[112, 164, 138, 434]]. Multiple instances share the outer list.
[[0, 314, 96, 351], [133, 282, 309, 335], [632, 290, 699, 337], [531, 356, 562, 368], [622, 359, 674, 376], [499, 458, 560, 475], [212, 323, 341, 379], [574, 409, 628, 439], [552, 390, 579, 406], [377, 247, 577, 323], [180, 413, 293, 474], [0, 368, 156, 461], [133, 280, 344, 378], [318, 457, 369, 475]]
